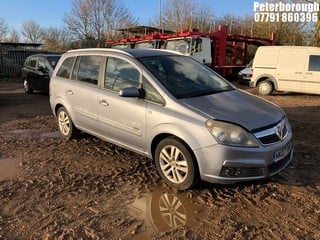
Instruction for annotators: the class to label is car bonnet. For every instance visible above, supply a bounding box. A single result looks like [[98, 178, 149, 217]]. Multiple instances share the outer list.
[[180, 89, 284, 132]]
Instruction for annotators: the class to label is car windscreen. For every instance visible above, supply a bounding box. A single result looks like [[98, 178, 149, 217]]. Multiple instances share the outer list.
[[46, 56, 61, 69], [138, 55, 234, 99]]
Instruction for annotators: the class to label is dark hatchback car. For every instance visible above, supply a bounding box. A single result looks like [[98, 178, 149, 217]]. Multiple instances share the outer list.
[[22, 54, 61, 93]]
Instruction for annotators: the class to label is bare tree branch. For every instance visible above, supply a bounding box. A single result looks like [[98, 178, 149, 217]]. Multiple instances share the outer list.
[[21, 20, 43, 43]]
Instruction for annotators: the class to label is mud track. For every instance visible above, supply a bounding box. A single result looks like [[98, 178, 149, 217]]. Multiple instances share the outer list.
[[0, 80, 319, 239]]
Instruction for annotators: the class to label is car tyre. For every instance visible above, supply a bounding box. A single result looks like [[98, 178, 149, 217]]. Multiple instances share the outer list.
[[23, 79, 33, 94], [155, 137, 198, 190], [258, 80, 273, 95], [57, 107, 76, 139]]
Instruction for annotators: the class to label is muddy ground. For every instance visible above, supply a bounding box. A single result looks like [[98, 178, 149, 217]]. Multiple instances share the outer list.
[[0, 80, 319, 240]]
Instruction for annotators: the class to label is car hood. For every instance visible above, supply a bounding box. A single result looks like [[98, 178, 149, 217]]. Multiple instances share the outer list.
[[180, 89, 284, 131]]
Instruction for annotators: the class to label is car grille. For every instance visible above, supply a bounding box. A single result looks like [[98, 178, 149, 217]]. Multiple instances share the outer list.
[[254, 119, 288, 145]]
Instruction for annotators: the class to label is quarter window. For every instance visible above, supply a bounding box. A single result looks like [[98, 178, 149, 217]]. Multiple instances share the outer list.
[[56, 57, 75, 79], [104, 57, 140, 92], [308, 55, 320, 71], [143, 77, 165, 104]]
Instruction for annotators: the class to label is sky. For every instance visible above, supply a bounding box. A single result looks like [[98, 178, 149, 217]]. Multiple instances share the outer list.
[[0, 0, 254, 31]]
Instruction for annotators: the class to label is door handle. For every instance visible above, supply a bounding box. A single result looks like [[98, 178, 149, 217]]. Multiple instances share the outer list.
[[306, 72, 313, 75], [66, 89, 73, 95], [99, 99, 109, 106], [295, 72, 302, 74]]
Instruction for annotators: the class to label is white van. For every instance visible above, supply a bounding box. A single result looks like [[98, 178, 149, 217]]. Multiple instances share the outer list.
[[250, 46, 320, 95]]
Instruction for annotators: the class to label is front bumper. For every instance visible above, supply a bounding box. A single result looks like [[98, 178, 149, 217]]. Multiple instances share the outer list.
[[194, 134, 293, 184]]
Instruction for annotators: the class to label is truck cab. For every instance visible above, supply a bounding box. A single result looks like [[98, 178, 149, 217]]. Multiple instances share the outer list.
[[164, 36, 212, 66]]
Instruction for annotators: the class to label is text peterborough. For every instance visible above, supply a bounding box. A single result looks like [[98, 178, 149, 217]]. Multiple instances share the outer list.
[[253, 1, 319, 13]]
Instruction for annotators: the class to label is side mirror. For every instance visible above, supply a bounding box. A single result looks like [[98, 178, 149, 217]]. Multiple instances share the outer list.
[[38, 66, 49, 74], [119, 87, 143, 98]]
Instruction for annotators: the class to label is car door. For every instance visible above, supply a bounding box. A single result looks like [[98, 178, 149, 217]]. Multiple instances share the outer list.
[[37, 57, 50, 92], [98, 56, 147, 153], [27, 57, 41, 90], [303, 54, 320, 94], [59, 55, 104, 134], [276, 49, 305, 92]]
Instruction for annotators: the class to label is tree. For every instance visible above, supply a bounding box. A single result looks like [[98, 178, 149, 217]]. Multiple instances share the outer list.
[[42, 27, 72, 52], [309, 0, 320, 46], [64, 0, 138, 47], [0, 18, 9, 41], [160, 0, 214, 32], [6, 29, 20, 43], [21, 20, 43, 43], [63, 0, 93, 42]]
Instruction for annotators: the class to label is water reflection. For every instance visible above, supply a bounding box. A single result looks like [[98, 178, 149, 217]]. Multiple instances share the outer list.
[[127, 187, 198, 237]]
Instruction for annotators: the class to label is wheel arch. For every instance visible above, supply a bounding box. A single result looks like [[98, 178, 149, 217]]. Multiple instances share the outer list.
[[255, 74, 278, 90], [54, 103, 65, 116], [150, 132, 200, 175], [151, 133, 201, 189]]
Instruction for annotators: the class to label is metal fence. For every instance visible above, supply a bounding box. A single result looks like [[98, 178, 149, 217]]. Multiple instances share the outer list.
[[0, 42, 45, 78], [0, 50, 43, 78]]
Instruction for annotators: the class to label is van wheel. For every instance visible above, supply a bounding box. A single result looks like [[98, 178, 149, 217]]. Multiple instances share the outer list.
[[23, 79, 33, 94], [155, 137, 198, 190], [57, 107, 76, 139], [258, 80, 273, 95]]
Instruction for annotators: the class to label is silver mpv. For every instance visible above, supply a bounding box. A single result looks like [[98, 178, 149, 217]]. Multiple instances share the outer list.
[[50, 48, 293, 190]]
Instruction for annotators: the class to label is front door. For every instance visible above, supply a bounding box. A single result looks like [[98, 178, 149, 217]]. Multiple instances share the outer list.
[[98, 56, 146, 153]]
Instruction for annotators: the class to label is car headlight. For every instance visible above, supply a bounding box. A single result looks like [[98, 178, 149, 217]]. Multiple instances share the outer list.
[[206, 120, 259, 147]]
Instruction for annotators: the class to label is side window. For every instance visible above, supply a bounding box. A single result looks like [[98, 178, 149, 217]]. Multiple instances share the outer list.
[[308, 55, 320, 71], [193, 37, 203, 53], [74, 55, 104, 85], [29, 57, 37, 68], [56, 57, 75, 79], [143, 77, 165, 105], [38, 57, 47, 71], [24, 58, 30, 67], [104, 57, 140, 92]]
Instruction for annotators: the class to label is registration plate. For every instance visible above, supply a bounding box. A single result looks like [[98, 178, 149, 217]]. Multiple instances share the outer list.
[[273, 143, 292, 162]]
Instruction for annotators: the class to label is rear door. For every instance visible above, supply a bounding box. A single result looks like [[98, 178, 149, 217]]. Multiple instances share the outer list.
[[37, 57, 50, 92], [303, 54, 320, 94], [26, 57, 41, 90], [54, 55, 104, 134]]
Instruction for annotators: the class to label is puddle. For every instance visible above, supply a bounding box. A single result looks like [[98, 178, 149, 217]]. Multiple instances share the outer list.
[[0, 158, 20, 180], [127, 187, 199, 237], [11, 129, 33, 138], [9, 129, 61, 139], [41, 131, 61, 138]]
